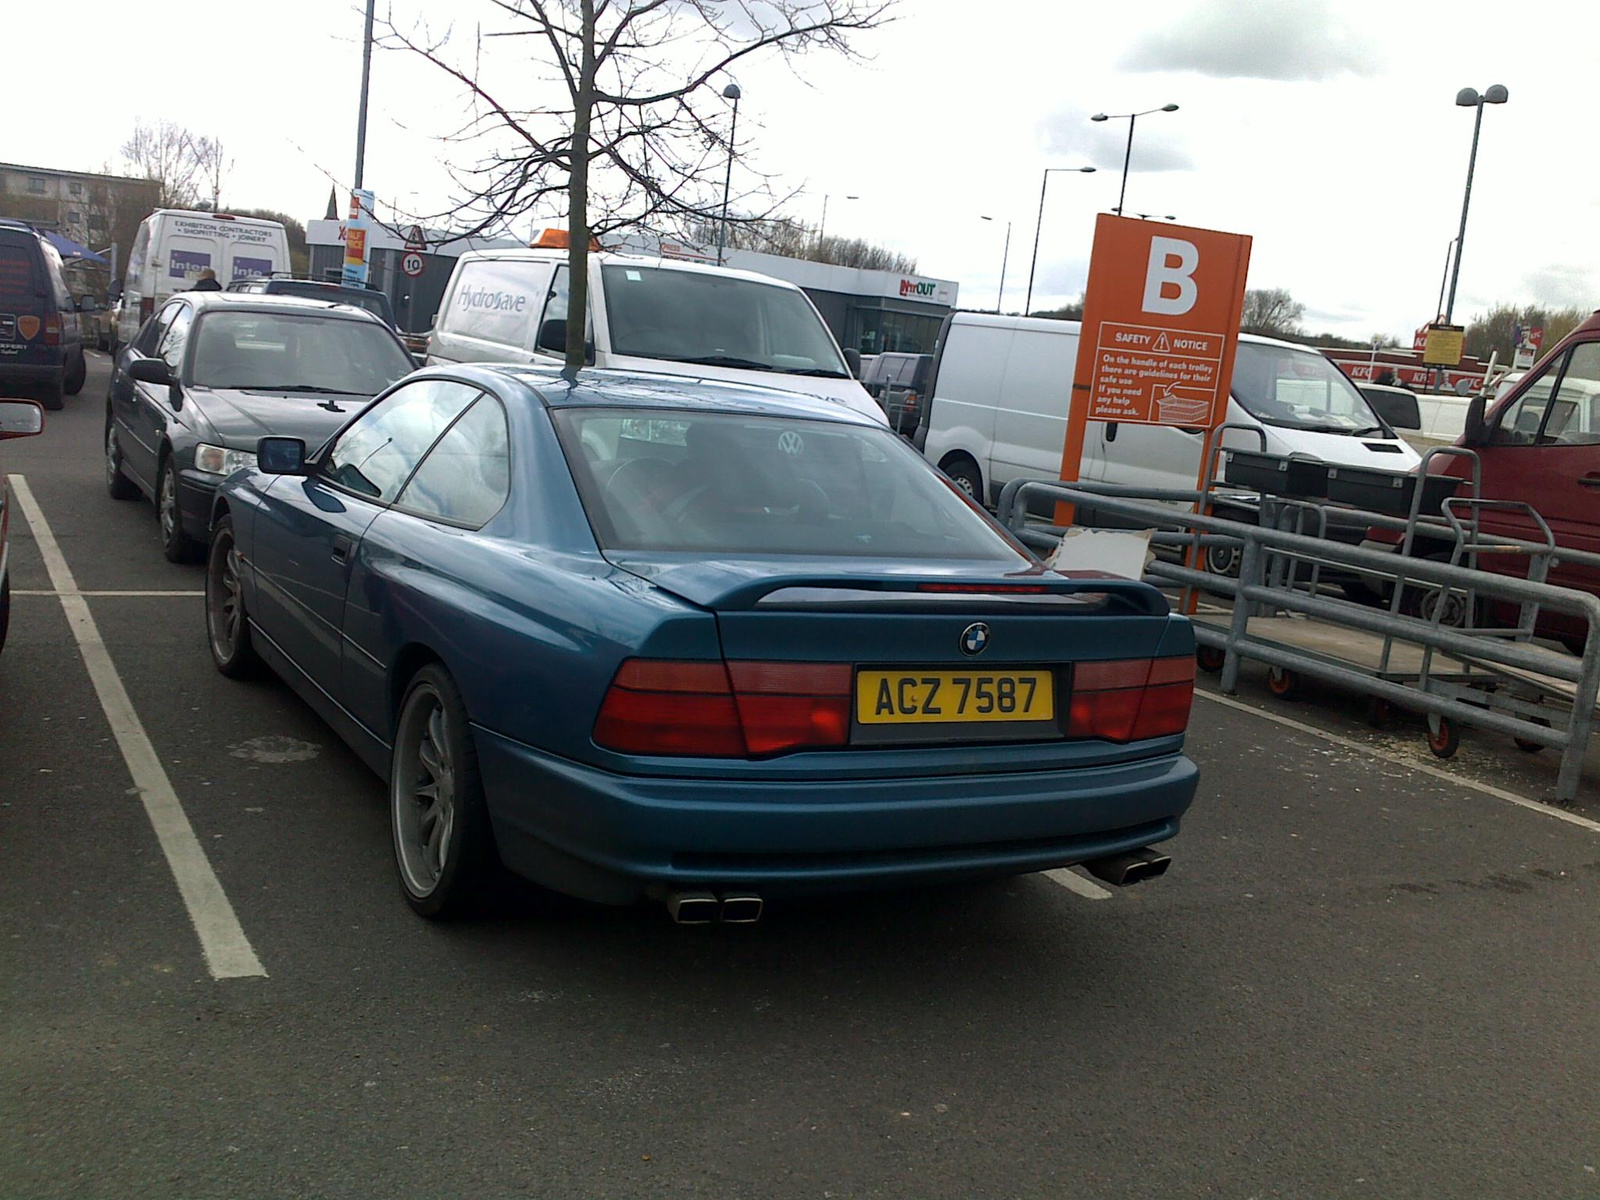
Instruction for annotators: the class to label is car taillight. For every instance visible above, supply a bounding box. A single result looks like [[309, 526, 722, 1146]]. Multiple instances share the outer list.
[[141, 297, 155, 321], [1069, 656, 1194, 742], [594, 659, 851, 757], [42, 313, 60, 346]]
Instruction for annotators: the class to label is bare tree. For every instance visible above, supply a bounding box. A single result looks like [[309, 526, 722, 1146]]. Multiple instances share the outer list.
[[121, 119, 205, 208], [1240, 287, 1305, 337], [689, 217, 917, 272], [1464, 301, 1588, 365], [191, 136, 233, 211], [380, 0, 892, 371]]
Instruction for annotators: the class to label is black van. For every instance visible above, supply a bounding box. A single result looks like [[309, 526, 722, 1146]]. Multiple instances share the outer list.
[[225, 276, 398, 329], [0, 221, 86, 409]]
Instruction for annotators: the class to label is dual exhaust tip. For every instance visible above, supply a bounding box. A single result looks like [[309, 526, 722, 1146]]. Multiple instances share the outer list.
[[667, 891, 763, 925], [1082, 847, 1172, 888]]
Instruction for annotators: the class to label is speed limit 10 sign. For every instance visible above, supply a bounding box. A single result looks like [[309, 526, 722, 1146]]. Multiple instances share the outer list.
[[401, 251, 425, 278]]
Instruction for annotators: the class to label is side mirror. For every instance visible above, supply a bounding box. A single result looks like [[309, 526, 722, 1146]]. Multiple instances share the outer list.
[[537, 318, 567, 353], [76, 295, 98, 312], [0, 399, 44, 440], [257, 436, 308, 475], [128, 356, 172, 386], [1462, 394, 1488, 446], [843, 347, 862, 378]]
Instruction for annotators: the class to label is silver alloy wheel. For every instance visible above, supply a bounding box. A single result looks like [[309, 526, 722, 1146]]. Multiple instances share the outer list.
[[207, 533, 243, 661], [105, 425, 119, 487], [159, 464, 177, 542], [393, 688, 456, 898]]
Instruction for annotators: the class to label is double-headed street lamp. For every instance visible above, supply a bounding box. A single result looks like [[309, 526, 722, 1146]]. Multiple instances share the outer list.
[[1442, 85, 1508, 325], [716, 82, 742, 267], [979, 215, 1011, 313], [1023, 166, 1096, 314], [1090, 103, 1180, 217]]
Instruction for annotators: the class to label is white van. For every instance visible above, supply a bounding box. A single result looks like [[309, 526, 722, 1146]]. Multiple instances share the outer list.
[[919, 311, 1420, 507], [116, 210, 290, 347], [427, 247, 885, 424]]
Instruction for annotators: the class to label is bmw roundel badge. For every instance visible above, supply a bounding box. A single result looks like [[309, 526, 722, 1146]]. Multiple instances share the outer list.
[[959, 622, 990, 656]]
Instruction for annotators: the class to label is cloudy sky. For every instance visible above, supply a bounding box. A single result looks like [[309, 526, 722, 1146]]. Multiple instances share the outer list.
[[7, 0, 1596, 339]]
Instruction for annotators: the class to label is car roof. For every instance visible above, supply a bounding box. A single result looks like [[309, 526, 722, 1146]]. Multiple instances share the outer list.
[[455, 247, 810, 293], [174, 291, 391, 322], [443, 362, 882, 426]]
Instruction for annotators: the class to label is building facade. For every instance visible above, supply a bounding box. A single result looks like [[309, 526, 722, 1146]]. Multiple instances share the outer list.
[[0, 162, 159, 275]]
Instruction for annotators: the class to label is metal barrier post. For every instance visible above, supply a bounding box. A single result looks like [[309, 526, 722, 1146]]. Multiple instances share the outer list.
[[1219, 536, 1262, 695]]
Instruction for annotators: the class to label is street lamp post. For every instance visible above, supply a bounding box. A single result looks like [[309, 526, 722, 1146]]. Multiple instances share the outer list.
[[1443, 85, 1508, 325], [716, 82, 742, 267], [1089, 103, 1179, 217], [980, 216, 1012, 313], [353, 0, 376, 189], [818, 193, 859, 248], [1023, 166, 1096, 315]]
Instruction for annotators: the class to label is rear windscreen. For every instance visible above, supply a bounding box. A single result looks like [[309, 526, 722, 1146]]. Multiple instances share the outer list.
[[0, 237, 40, 306]]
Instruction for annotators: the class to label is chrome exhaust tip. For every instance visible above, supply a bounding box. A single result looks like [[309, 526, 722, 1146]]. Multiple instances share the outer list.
[[667, 891, 719, 924], [719, 892, 763, 924], [1082, 848, 1172, 887]]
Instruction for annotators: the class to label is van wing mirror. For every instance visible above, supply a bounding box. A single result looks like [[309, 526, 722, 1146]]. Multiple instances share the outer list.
[[257, 436, 308, 475], [843, 347, 862, 378], [1462, 394, 1488, 446], [537, 318, 567, 353]]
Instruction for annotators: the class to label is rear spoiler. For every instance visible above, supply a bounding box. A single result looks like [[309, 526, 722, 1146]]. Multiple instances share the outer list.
[[729, 574, 1170, 616]]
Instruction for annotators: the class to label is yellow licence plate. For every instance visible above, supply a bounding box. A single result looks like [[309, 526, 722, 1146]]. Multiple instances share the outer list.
[[855, 670, 1055, 725]]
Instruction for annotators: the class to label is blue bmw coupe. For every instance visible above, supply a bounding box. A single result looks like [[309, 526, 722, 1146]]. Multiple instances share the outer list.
[[205, 365, 1199, 920]]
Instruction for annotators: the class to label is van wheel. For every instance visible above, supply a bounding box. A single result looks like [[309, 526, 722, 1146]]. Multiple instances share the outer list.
[[940, 455, 983, 502], [65, 352, 86, 396]]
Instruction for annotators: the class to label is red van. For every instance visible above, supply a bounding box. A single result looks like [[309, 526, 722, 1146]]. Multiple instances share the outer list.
[[1414, 310, 1600, 649]]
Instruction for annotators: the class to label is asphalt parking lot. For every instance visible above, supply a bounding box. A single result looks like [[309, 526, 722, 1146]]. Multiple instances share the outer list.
[[4, 356, 1600, 1198]]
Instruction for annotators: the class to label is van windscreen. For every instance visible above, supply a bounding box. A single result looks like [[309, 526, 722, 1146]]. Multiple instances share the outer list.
[[600, 265, 849, 379], [1231, 342, 1386, 436]]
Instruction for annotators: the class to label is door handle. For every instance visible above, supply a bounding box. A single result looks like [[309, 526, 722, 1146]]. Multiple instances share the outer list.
[[331, 533, 354, 563], [1580, 476, 1600, 488]]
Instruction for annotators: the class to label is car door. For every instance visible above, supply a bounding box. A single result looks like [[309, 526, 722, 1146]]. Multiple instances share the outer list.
[[112, 301, 181, 491], [1474, 339, 1600, 596], [248, 377, 484, 701], [341, 392, 511, 736], [129, 302, 193, 487]]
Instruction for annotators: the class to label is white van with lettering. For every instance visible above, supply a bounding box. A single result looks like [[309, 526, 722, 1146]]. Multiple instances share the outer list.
[[918, 311, 1419, 506], [116, 210, 289, 348], [427, 245, 884, 423]]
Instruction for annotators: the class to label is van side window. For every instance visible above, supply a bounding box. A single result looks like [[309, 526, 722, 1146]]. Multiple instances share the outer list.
[[1491, 345, 1600, 446]]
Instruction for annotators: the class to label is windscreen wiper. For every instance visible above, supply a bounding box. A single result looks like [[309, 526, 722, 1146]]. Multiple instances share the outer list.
[[781, 367, 851, 378], [1351, 425, 1388, 437], [251, 385, 362, 395], [659, 354, 773, 371]]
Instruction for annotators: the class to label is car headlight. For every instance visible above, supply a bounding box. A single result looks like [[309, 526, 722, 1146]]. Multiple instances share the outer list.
[[194, 444, 258, 476]]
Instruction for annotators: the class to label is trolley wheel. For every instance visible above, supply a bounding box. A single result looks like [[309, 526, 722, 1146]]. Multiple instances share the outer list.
[[1196, 645, 1226, 674], [1426, 715, 1461, 759], [1366, 697, 1397, 729], [1267, 666, 1300, 700], [1514, 717, 1551, 754]]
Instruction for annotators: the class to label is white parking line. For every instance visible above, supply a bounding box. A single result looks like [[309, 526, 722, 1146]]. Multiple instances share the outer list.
[[1194, 689, 1600, 836], [14, 589, 203, 598], [9, 475, 265, 980], [1043, 867, 1113, 900]]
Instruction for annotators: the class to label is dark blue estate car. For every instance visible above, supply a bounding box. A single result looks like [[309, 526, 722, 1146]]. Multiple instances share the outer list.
[[206, 365, 1199, 920]]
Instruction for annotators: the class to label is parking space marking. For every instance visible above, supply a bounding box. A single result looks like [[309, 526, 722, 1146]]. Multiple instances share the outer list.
[[1194, 689, 1600, 836], [1043, 867, 1113, 900], [9, 475, 266, 980], [14, 589, 203, 598]]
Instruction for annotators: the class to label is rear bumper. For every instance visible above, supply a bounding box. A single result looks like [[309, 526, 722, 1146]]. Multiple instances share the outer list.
[[0, 360, 62, 385], [473, 725, 1199, 904]]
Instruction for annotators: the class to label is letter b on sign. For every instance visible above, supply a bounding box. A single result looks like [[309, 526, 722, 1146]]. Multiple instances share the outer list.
[[1142, 236, 1199, 316]]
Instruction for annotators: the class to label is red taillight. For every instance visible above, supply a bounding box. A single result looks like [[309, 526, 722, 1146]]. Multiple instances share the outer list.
[[42, 313, 60, 346], [1069, 656, 1194, 742], [594, 659, 852, 758]]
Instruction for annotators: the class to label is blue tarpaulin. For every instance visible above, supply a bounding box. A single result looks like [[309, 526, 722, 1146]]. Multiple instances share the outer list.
[[43, 231, 108, 265]]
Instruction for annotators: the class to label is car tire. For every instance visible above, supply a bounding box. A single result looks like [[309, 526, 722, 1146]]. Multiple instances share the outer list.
[[940, 454, 984, 503], [64, 352, 86, 396], [105, 420, 140, 501], [158, 456, 200, 563], [205, 516, 259, 680], [390, 663, 497, 919], [0, 572, 10, 657]]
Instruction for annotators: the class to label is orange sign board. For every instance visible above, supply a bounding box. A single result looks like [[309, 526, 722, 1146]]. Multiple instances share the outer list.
[[1057, 213, 1252, 524], [344, 226, 367, 263]]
